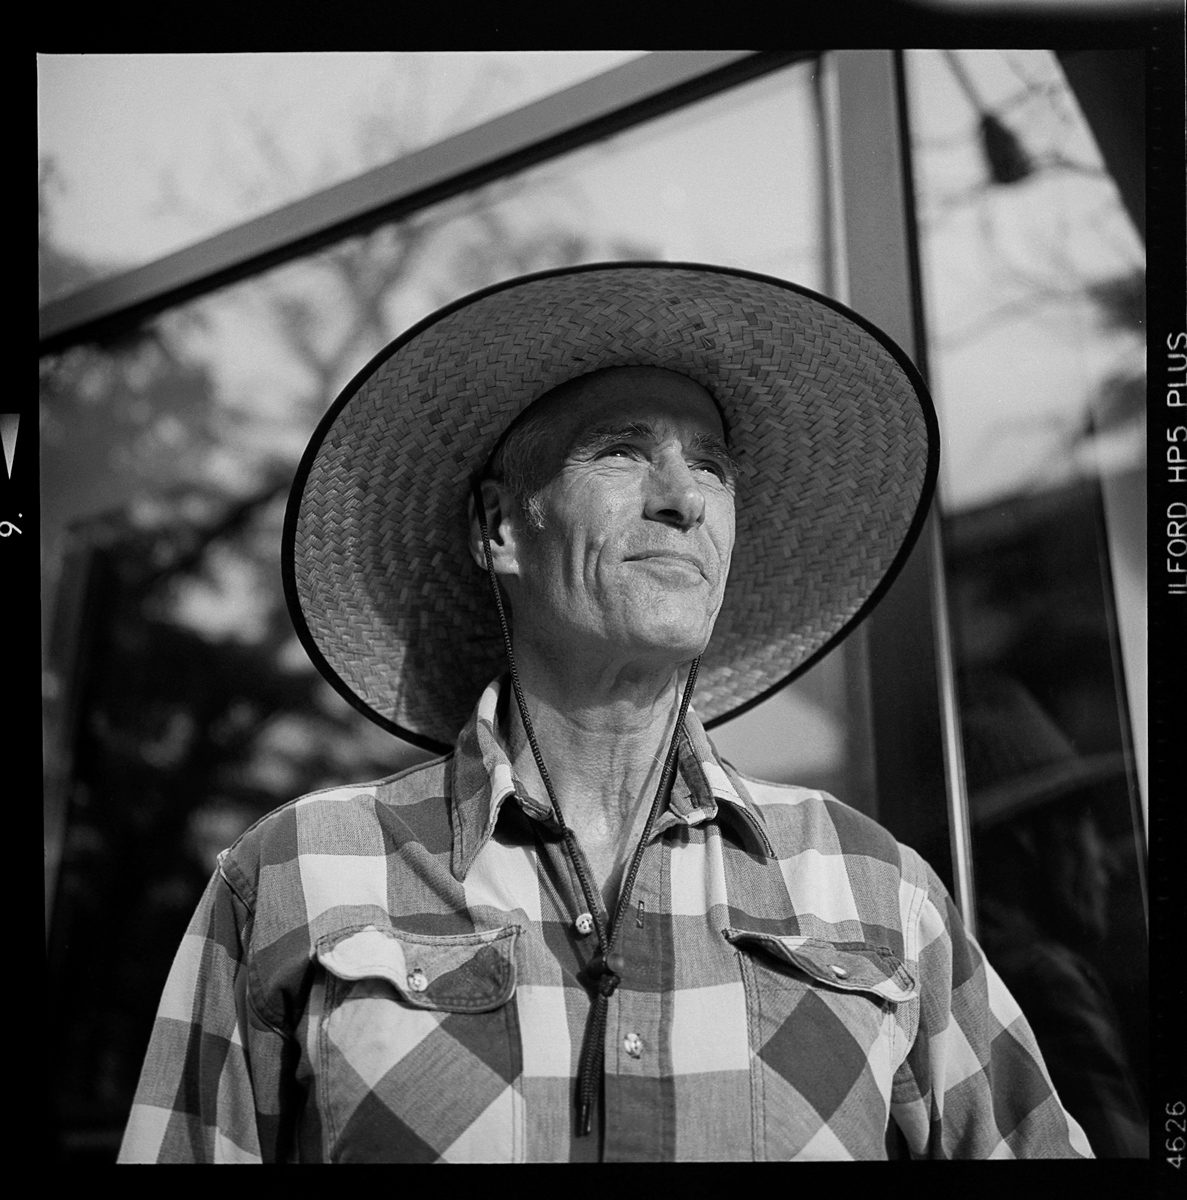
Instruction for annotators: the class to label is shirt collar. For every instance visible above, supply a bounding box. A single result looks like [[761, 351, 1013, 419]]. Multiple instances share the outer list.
[[448, 674, 774, 880]]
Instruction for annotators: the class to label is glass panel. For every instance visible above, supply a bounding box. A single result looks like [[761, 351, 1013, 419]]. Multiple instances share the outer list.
[[37, 50, 643, 301], [43, 57, 859, 1160], [906, 48, 1148, 1158]]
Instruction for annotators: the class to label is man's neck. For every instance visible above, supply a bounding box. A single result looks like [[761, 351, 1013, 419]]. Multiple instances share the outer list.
[[501, 650, 690, 910]]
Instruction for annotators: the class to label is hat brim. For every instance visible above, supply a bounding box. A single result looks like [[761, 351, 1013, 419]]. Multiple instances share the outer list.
[[283, 261, 939, 752]]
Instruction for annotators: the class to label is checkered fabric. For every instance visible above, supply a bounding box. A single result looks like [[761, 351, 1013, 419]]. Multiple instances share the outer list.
[[118, 677, 1093, 1163]]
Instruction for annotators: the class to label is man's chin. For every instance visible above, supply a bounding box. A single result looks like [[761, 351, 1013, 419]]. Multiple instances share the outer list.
[[618, 622, 714, 667]]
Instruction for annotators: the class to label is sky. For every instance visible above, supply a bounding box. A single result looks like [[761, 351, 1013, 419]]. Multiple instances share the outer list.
[[36, 49, 1148, 795], [38, 49, 1143, 510], [37, 52, 644, 270]]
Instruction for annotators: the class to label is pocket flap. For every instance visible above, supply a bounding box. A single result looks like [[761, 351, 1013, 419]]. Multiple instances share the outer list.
[[723, 929, 917, 1003], [316, 923, 520, 1012]]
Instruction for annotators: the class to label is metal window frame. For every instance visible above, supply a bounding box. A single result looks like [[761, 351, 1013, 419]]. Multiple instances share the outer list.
[[38, 50, 807, 353], [39, 48, 970, 919], [823, 50, 977, 929]]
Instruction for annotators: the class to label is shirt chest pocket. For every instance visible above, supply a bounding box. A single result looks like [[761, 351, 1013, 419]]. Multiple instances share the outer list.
[[313, 922, 524, 1163], [723, 929, 918, 1160]]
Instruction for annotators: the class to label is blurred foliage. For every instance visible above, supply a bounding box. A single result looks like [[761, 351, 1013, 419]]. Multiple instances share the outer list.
[[42, 77, 658, 1161], [911, 51, 1149, 1155], [942, 482, 1150, 1150], [41, 49, 1150, 1162], [917, 51, 1146, 491], [47, 491, 414, 1153]]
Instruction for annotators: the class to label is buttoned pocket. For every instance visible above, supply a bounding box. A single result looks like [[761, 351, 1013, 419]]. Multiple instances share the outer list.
[[314, 923, 524, 1163], [723, 930, 917, 1003], [724, 929, 917, 1160]]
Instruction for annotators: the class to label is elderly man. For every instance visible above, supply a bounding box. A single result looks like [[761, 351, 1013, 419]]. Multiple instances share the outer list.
[[118, 262, 1092, 1163]]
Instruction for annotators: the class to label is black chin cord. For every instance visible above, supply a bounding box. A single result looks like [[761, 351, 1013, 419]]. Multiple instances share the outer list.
[[473, 482, 700, 1136]]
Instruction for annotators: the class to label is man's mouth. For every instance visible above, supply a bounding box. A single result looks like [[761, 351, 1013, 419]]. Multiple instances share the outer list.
[[625, 551, 708, 580]]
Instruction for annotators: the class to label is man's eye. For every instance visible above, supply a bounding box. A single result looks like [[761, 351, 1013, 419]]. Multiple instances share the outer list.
[[598, 444, 638, 460], [693, 461, 727, 480]]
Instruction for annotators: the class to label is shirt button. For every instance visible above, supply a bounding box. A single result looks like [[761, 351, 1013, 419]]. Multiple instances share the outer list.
[[623, 1032, 644, 1059], [574, 912, 594, 936], [828, 963, 849, 979], [407, 968, 429, 992]]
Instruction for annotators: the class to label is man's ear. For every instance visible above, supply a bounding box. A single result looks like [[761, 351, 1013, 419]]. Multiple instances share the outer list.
[[468, 478, 522, 575]]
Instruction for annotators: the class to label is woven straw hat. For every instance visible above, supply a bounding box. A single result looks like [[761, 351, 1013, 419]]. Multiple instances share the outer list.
[[283, 261, 938, 752]]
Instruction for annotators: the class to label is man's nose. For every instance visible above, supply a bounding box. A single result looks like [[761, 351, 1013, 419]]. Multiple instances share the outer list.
[[643, 456, 706, 529]]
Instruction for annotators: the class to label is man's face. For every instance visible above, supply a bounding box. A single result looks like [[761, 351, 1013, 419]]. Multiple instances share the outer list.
[[500, 366, 737, 670]]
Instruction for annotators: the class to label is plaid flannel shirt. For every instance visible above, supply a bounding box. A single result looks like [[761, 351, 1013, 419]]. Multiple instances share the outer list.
[[119, 676, 1092, 1163]]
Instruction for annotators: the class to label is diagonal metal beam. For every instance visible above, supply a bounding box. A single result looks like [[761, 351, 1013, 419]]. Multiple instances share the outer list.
[[39, 50, 805, 354]]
